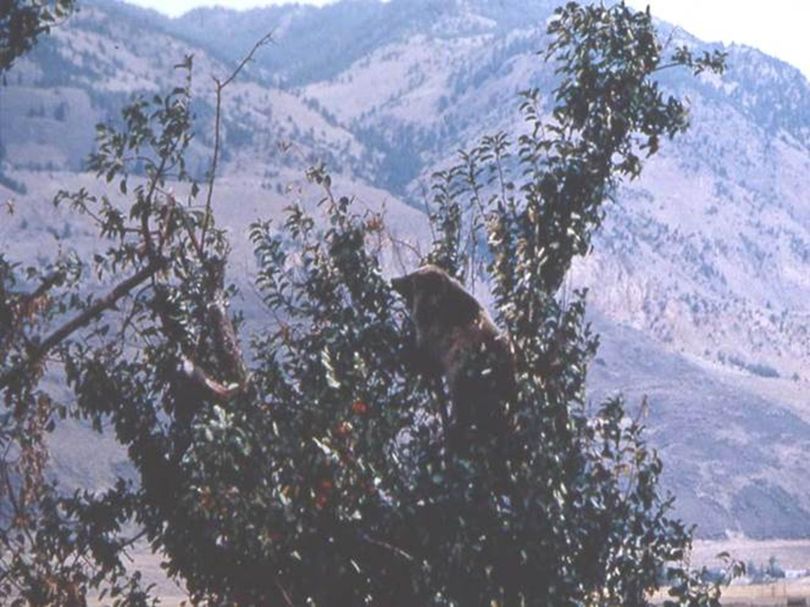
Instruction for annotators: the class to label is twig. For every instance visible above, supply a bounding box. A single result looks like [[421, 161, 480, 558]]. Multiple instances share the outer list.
[[12, 269, 65, 304], [141, 154, 172, 263], [661, 25, 681, 52], [157, 190, 205, 258], [386, 230, 422, 275], [1, 269, 66, 357], [651, 62, 682, 73], [274, 578, 295, 607], [418, 180, 437, 245], [360, 533, 414, 562], [200, 32, 274, 255]]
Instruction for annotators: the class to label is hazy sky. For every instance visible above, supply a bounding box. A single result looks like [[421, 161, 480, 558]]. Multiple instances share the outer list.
[[124, 0, 809, 78], [625, 0, 809, 78]]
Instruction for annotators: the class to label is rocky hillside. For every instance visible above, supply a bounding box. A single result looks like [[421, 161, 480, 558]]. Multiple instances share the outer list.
[[1, 0, 809, 539]]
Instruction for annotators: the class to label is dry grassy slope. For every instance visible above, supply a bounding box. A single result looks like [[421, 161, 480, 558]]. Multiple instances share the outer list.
[[588, 315, 810, 539], [575, 99, 810, 381], [291, 2, 810, 381], [1, 0, 809, 539], [289, 2, 810, 387], [0, 3, 367, 179]]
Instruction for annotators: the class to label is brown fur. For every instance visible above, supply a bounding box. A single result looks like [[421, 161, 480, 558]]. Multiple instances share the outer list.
[[391, 265, 515, 443]]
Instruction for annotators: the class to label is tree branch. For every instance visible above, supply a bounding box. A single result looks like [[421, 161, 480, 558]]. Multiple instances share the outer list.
[[200, 31, 273, 255], [207, 293, 249, 388], [360, 533, 414, 562], [0, 261, 163, 391], [177, 356, 241, 402]]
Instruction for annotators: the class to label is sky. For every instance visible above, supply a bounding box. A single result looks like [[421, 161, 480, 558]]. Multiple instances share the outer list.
[[124, 0, 810, 79], [625, 0, 810, 78]]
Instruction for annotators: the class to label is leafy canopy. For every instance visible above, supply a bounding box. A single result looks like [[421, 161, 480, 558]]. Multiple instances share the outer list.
[[0, 0, 75, 72]]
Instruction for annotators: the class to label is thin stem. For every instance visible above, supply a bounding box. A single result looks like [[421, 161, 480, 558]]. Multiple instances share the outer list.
[[200, 32, 274, 256]]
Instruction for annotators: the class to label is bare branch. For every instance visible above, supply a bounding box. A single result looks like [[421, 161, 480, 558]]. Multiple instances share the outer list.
[[360, 533, 415, 562], [200, 31, 274, 255], [178, 356, 241, 403]]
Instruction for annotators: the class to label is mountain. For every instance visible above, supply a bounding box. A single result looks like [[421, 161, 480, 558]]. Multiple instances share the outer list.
[[1, 0, 809, 540]]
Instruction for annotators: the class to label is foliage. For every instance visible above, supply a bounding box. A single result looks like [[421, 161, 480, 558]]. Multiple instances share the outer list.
[[0, 2, 739, 605], [0, 0, 75, 72]]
